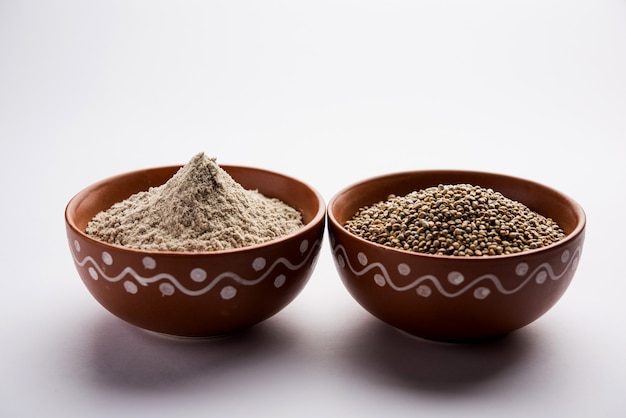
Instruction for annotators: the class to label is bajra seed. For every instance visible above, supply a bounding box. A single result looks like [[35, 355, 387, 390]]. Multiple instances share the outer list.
[[344, 184, 566, 257]]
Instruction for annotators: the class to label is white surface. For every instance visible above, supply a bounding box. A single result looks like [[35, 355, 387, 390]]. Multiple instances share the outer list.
[[1, 0, 625, 416]]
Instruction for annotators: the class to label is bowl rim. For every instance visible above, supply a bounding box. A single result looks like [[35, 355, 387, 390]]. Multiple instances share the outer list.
[[65, 164, 326, 256], [328, 169, 586, 261]]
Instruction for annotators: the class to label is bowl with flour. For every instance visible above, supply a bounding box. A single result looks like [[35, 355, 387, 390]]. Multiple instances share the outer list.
[[65, 153, 325, 337], [328, 170, 585, 342]]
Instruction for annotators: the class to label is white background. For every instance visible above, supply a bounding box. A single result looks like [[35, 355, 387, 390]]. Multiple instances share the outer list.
[[1, 1, 625, 416]]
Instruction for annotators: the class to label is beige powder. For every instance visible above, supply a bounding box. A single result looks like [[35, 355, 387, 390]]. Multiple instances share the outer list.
[[86, 153, 304, 251]]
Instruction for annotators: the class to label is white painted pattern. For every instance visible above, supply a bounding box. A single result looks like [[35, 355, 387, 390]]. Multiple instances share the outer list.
[[332, 242, 582, 300], [72, 239, 320, 299]]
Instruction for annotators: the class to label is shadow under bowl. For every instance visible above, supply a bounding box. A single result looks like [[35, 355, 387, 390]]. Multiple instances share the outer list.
[[65, 165, 326, 337], [327, 170, 585, 342]]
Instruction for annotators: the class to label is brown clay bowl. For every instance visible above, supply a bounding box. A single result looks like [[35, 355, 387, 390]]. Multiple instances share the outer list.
[[65, 165, 325, 337], [328, 170, 585, 342]]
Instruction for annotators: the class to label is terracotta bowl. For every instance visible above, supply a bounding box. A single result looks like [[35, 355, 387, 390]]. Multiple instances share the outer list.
[[328, 170, 585, 342], [65, 165, 325, 337]]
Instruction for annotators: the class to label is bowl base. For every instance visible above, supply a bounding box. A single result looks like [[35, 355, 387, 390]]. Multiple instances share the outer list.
[[142, 327, 253, 341]]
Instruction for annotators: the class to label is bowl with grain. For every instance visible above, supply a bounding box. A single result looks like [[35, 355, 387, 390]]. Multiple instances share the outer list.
[[327, 170, 585, 342], [65, 155, 325, 337]]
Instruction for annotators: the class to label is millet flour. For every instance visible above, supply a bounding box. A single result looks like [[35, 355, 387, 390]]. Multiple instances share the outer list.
[[86, 152, 304, 251]]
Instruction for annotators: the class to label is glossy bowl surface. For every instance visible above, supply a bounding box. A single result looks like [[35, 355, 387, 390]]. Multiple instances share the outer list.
[[328, 170, 585, 342], [66, 165, 325, 337]]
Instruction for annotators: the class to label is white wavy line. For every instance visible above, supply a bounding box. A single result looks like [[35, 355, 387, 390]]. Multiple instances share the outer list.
[[72, 240, 321, 296], [527, 249, 581, 283], [332, 244, 581, 298]]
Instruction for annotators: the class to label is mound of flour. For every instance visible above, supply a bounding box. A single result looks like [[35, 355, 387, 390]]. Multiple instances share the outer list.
[[86, 152, 303, 251]]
